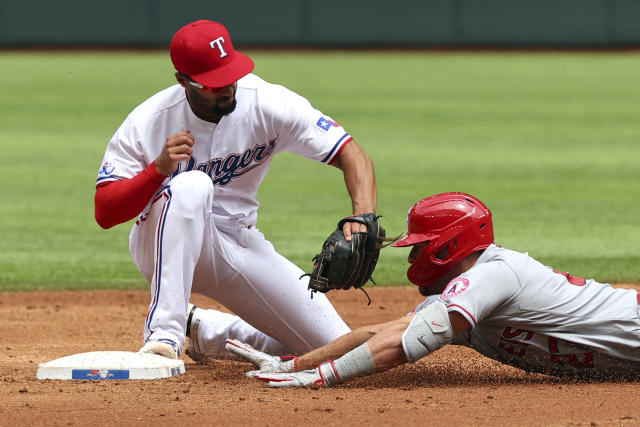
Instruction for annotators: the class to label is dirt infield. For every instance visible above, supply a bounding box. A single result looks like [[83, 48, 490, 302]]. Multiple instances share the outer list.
[[2, 286, 640, 426]]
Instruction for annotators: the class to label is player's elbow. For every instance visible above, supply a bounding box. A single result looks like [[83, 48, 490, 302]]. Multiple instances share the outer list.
[[95, 204, 116, 229], [94, 188, 116, 229], [95, 210, 114, 229]]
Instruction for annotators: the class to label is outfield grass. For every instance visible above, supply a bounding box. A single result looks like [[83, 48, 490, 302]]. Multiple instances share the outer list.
[[0, 51, 638, 291]]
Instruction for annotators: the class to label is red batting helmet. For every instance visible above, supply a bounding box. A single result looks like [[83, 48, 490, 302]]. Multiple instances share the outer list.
[[393, 192, 494, 287]]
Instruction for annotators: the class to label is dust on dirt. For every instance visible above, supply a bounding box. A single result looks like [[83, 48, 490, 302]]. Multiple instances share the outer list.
[[2, 286, 640, 426]]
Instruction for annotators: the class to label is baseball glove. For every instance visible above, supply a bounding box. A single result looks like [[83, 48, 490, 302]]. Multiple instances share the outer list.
[[305, 213, 393, 299]]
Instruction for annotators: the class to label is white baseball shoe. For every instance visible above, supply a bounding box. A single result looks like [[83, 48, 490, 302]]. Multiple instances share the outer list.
[[186, 303, 207, 363], [138, 339, 178, 360]]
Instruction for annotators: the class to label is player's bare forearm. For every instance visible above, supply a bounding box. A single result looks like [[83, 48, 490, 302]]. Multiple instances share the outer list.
[[295, 320, 392, 370], [367, 316, 413, 370], [332, 141, 377, 213], [330, 141, 377, 239]]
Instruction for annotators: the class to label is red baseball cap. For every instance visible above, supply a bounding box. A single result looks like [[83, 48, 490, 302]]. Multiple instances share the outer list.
[[170, 20, 254, 88]]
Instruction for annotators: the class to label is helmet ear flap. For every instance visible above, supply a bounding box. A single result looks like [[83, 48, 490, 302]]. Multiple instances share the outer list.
[[402, 192, 494, 288], [433, 239, 456, 262]]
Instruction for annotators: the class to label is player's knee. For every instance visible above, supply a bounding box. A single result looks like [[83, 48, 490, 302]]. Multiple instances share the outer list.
[[169, 171, 214, 211], [171, 170, 213, 194], [401, 300, 453, 362]]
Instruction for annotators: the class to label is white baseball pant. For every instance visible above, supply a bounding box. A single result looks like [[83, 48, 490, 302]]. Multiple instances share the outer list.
[[129, 171, 351, 356]]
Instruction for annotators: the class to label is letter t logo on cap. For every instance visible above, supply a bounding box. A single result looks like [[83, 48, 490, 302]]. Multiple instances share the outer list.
[[210, 37, 228, 58], [170, 20, 254, 87]]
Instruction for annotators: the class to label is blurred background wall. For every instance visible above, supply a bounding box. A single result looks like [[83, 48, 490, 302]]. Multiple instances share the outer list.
[[1, 0, 639, 48]]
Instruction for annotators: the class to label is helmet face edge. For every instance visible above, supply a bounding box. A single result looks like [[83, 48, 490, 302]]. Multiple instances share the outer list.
[[402, 192, 494, 288]]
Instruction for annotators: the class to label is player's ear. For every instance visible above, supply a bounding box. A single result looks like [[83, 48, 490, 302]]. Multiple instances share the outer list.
[[175, 72, 189, 88]]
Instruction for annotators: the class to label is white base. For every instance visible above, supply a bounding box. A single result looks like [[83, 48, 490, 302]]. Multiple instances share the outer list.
[[36, 351, 185, 380]]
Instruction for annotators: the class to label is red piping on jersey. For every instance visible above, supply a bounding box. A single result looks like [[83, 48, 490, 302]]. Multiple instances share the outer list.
[[637, 293, 640, 306], [446, 304, 477, 327], [327, 137, 353, 165], [94, 162, 167, 229]]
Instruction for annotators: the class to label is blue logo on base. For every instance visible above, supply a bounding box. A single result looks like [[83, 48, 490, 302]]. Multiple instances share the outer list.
[[72, 369, 130, 380]]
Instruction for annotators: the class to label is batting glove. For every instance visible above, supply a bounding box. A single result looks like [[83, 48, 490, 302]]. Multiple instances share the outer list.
[[255, 361, 339, 388], [224, 338, 297, 377]]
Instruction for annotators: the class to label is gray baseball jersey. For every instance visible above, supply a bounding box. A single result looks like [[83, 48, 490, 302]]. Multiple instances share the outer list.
[[417, 244, 640, 379]]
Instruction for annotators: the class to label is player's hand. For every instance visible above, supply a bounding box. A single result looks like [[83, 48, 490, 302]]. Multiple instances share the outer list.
[[255, 369, 323, 388], [155, 130, 195, 176], [224, 338, 297, 377], [342, 217, 367, 241], [254, 361, 338, 388]]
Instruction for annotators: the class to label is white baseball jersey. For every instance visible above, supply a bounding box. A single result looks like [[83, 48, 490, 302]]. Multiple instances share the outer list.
[[97, 73, 352, 232], [417, 244, 640, 378], [96, 73, 353, 356]]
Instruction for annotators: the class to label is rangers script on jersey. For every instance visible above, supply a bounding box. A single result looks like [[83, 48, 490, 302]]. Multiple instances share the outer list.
[[97, 73, 352, 232]]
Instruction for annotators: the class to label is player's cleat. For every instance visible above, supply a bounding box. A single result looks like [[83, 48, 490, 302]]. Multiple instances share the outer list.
[[138, 340, 178, 360], [185, 303, 206, 363]]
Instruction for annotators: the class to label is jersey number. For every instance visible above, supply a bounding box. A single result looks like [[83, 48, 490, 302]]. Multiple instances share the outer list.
[[498, 328, 534, 359], [548, 337, 594, 368]]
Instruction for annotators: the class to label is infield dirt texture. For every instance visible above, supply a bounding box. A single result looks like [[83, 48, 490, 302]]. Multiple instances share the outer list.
[[3, 286, 640, 426]]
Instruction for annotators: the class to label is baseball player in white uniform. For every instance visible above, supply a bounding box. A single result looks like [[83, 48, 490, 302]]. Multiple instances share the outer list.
[[94, 20, 377, 360], [226, 193, 640, 386]]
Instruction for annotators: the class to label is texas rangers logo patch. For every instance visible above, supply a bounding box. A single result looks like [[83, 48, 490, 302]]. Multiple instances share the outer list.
[[316, 117, 339, 131], [98, 161, 115, 177], [441, 277, 470, 298], [96, 161, 121, 183]]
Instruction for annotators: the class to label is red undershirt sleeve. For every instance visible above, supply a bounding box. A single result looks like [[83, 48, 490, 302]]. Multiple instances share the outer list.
[[94, 162, 168, 229]]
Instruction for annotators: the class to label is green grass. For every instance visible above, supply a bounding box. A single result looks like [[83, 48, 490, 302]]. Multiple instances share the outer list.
[[1, 51, 639, 291]]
